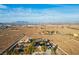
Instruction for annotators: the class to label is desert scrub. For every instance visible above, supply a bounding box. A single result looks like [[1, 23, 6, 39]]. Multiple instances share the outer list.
[[28, 41, 35, 54], [41, 45, 47, 52], [24, 41, 35, 54]]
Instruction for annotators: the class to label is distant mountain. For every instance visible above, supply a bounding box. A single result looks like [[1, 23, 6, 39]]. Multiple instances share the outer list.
[[0, 23, 3, 25], [0, 21, 39, 26], [0, 21, 79, 25], [13, 21, 43, 25], [13, 21, 29, 25], [0, 23, 8, 26]]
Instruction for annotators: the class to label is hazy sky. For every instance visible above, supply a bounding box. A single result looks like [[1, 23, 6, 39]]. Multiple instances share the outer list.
[[0, 4, 79, 23]]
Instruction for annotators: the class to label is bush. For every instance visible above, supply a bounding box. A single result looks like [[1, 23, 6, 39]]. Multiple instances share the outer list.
[[41, 46, 47, 52]]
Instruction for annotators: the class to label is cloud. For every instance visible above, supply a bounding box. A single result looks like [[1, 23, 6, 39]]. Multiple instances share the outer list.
[[0, 4, 8, 9], [0, 6, 79, 23]]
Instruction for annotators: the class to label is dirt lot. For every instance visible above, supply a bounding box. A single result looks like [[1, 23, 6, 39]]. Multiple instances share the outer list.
[[0, 25, 79, 55]]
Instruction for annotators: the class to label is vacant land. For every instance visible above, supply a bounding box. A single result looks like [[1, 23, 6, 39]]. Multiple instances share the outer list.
[[0, 25, 79, 55]]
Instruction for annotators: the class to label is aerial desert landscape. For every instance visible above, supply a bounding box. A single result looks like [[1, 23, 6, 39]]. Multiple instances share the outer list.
[[0, 24, 79, 55], [0, 4, 79, 55]]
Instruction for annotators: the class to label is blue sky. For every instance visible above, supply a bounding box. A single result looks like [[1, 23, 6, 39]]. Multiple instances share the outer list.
[[0, 4, 79, 23]]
